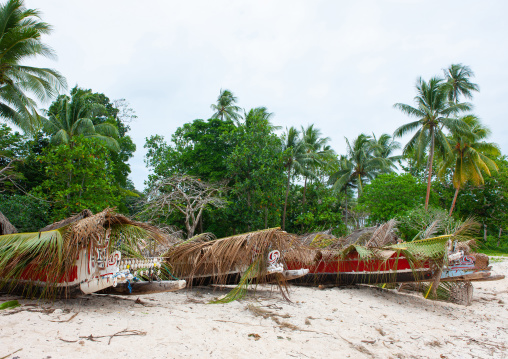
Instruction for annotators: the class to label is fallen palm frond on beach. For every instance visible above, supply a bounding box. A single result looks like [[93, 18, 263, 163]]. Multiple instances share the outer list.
[[0, 208, 167, 298]]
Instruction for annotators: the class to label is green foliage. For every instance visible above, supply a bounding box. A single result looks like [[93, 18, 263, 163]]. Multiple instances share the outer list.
[[45, 86, 137, 189], [283, 183, 345, 235], [222, 108, 285, 234], [43, 90, 120, 151], [210, 89, 242, 122], [0, 0, 66, 133], [32, 137, 121, 220], [145, 118, 236, 184], [0, 193, 50, 232], [479, 235, 508, 253], [359, 173, 436, 224], [397, 206, 461, 241], [329, 133, 391, 197], [441, 156, 508, 236]]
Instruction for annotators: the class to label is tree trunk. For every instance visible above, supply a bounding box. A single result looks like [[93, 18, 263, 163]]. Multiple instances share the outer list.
[[357, 174, 362, 199], [449, 187, 459, 216], [345, 193, 348, 233], [484, 223, 487, 242], [302, 176, 307, 206], [282, 164, 292, 231], [498, 227, 503, 248], [425, 129, 435, 210]]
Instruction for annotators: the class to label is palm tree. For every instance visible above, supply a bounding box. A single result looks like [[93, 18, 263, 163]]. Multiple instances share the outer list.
[[0, 0, 66, 133], [210, 89, 242, 122], [329, 134, 387, 198], [244, 106, 280, 131], [438, 116, 499, 215], [394, 77, 471, 210], [330, 155, 356, 230], [370, 133, 402, 171], [443, 64, 479, 103], [43, 94, 120, 151], [300, 124, 335, 205], [281, 127, 307, 230]]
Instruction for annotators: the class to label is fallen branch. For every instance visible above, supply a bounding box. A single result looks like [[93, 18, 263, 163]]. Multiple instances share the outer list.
[[0, 348, 22, 359], [50, 312, 79, 323], [59, 338, 78, 343], [79, 329, 147, 345]]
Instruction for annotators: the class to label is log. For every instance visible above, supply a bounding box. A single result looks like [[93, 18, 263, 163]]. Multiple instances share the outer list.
[[467, 274, 505, 282], [99, 280, 186, 295], [441, 272, 491, 282]]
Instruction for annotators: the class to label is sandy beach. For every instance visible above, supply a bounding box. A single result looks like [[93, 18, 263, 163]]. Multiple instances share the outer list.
[[1, 259, 506, 359]]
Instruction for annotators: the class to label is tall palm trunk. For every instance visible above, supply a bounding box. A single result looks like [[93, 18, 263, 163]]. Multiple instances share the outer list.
[[302, 176, 307, 206], [282, 164, 292, 231], [449, 187, 459, 216], [425, 129, 435, 210], [357, 174, 362, 199], [344, 193, 348, 233]]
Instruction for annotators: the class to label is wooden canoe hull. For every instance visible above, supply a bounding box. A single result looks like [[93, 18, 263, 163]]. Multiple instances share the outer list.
[[98, 280, 187, 295]]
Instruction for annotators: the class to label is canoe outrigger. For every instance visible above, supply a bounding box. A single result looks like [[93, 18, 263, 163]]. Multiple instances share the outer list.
[[0, 209, 186, 298]]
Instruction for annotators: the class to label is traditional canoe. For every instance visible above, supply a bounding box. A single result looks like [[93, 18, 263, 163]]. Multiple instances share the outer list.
[[0, 209, 186, 298]]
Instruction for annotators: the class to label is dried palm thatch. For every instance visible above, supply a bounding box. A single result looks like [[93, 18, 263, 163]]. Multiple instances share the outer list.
[[0, 210, 17, 235], [165, 228, 305, 302], [298, 230, 336, 247], [39, 209, 93, 232], [0, 208, 166, 298]]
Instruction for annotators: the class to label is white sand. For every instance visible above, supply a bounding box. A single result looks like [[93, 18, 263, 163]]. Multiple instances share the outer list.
[[1, 259, 507, 359]]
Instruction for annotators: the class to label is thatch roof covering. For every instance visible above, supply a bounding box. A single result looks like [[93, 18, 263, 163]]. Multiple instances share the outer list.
[[39, 209, 93, 232], [0, 210, 17, 235]]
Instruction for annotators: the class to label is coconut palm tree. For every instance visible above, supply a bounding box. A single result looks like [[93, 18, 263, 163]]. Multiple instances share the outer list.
[[394, 77, 471, 210], [300, 124, 335, 205], [244, 106, 280, 131], [443, 64, 479, 104], [210, 89, 242, 122], [370, 133, 402, 171], [438, 116, 499, 215], [0, 0, 66, 133], [329, 134, 387, 198], [42, 94, 120, 151], [281, 127, 307, 230], [329, 155, 356, 230]]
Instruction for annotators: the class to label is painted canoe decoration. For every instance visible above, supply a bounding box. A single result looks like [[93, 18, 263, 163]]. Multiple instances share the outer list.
[[287, 237, 496, 285], [288, 220, 504, 305], [0, 209, 186, 298], [165, 228, 309, 302]]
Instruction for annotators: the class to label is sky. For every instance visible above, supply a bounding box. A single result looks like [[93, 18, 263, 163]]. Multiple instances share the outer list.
[[22, 0, 508, 190]]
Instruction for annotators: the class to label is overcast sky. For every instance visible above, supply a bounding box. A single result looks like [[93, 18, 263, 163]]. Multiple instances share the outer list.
[[23, 0, 508, 190]]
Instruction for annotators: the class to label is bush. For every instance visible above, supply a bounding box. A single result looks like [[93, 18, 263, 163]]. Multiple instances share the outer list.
[[0, 194, 51, 232], [359, 173, 438, 224]]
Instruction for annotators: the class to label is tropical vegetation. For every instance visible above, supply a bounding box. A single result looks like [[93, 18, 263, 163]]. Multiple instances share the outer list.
[[0, 0, 506, 252]]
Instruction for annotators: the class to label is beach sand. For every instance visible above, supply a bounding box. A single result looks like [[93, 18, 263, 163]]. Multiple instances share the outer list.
[[1, 259, 506, 359]]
